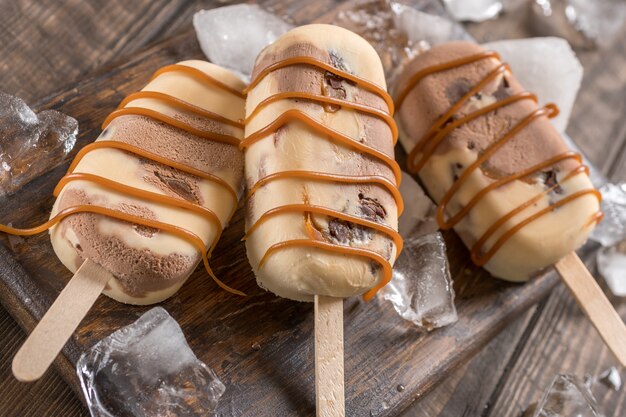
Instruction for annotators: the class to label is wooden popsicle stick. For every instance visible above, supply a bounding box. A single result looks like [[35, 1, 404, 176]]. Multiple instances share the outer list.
[[12, 259, 112, 382], [314, 295, 345, 417], [555, 252, 626, 367]]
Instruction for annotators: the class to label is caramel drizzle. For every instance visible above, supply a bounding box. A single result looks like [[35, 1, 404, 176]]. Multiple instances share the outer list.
[[245, 91, 398, 142], [0, 65, 246, 296], [396, 50, 602, 266], [244, 204, 404, 256], [65, 141, 238, 213], [152, 64, 247, 99], [244, 56, 402, 301], [119, 91, 245, 129], [247, 171, 404, 215], [241, 109, 402, 185], [245, 56, 395, 113], [102, 107, 241, 146]]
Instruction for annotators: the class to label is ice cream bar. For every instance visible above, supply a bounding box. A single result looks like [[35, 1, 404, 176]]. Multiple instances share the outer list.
[[242, 24, 403, 302], [392, 41, 601, 282], [47, 60, 246, 304]]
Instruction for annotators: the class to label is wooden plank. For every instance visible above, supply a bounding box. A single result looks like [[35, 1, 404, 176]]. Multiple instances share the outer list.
[[400, 307, 537, 417], [0, 12, 564, 417], [0, 306, 86, 416], [484, 278, 626, 417], [0, 0, 188, 103]]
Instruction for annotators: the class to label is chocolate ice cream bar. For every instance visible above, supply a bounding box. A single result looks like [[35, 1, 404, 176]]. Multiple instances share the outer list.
[[49, 60, 246, 304], [243, 24, 403, 301], [393, 41, 601, 281]]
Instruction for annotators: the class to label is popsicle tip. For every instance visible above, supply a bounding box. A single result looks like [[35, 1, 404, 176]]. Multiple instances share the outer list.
[[12, 351, 45, 382]]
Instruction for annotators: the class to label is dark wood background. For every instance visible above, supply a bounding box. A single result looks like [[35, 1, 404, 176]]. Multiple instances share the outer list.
[[0, 0, 624, 416]]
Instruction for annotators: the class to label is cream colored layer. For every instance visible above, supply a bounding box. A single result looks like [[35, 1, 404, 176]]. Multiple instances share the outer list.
[[50, 61, 245, 303], [245, 25, 398, 301]]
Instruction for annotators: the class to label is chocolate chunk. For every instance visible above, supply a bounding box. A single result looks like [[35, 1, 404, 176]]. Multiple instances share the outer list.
[[325, 71, 345, 90], [358, 193, 386, 221], [543, 170, 564, 194], [467, 141, 476, 150], [494, 76, 513, 101], [154, 172, 198, 203], [328, 218, 351, 244], [327, 217, 368, 244], [445, 78, 472, 104], [322, 71, 352, 113]]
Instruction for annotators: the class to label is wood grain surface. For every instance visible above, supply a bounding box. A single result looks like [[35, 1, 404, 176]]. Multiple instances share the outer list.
[[0, 0, 625, 416]]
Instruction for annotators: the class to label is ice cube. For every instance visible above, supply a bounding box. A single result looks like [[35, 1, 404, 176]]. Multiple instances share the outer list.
[[596, 242, 626, 297], [77, 307, 225, 417], [590, 183, 626, 247], [331, 0, 470, 82], [442, 0, 503, 22], [380, 232, 458, 331], [398, 171, 438, 239], [0, 92, 77, 197], [482, 37, 583, 133], [193, 5, 293, 81], [390, 2, 471, 48], [565, 0, 626, 47], [533, 374, 605, 417]]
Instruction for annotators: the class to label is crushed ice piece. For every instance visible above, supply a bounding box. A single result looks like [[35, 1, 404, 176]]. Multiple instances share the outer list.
[[564, 0, 626, 47], [597, 367, 622, 391], [193, 5, 293, 82], [596, 242, 626, 297], [0, 92, 77, 197], [381, 232, 458, 331], [398, 171, 437, 238], [390, 2, 471, 47], [77, 307, 225, 417], [529, 0, 625, 49], [442, 0, 503, 22], [590, 183, 626, 247], [331, 0, 470, 82], [482, 37, 583, 133], [532, 374, 605, 417]]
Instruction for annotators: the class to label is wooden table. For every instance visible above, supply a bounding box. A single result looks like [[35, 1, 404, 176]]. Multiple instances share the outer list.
[[0, 1, 624, 416]]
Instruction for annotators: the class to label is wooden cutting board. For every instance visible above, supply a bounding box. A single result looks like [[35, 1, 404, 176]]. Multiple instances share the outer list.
[[0, 1, 570, 416]]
